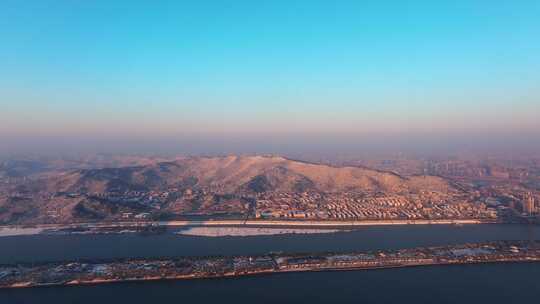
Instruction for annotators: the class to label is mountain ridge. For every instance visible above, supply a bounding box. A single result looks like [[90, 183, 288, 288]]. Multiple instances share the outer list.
[[47, 155, 451, 194]]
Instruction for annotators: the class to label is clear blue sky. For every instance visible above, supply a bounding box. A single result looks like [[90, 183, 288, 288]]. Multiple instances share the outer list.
[[1, 1, 539, 154]]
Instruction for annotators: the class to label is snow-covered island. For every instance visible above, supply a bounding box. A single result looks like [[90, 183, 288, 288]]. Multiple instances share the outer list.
[[174, 226, 342, 237]]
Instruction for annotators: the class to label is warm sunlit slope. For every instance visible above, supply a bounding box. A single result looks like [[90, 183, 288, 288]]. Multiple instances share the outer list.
[[47, 155, 452, 194]]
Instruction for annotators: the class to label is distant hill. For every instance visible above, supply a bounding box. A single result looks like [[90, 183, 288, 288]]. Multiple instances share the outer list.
[[49, 155, 452, 194], [0, 159, 49, 178], [0, 155, 177, 180], [0, 155, 456, 224]]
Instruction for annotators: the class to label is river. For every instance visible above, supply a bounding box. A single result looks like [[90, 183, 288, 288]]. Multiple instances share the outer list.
[[1, 224, 540, 303], [1, 224, 538, 264]]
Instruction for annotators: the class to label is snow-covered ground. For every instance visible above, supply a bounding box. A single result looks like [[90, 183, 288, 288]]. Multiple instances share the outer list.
[[0, 226, 342, 237], [175, 226, 342, 237], [0, 227, 44, 237]]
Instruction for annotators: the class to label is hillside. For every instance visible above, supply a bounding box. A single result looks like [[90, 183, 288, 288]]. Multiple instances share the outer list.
[[0, 155, 457, 224], [48, 155, 452, 194]]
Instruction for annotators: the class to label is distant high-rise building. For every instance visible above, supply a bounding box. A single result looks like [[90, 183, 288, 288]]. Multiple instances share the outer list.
[[522, 192, 535, 215]]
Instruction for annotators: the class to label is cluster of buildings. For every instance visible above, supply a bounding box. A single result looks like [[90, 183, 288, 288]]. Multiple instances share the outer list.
[[87, 190, 172, 210], [254, 191, 498, 221], [475, 183, 539, 220], [521, 192, 536, 216], [350, 157, 540, 182], [82, 188, 250, 219], [2, 169, 537, 224]]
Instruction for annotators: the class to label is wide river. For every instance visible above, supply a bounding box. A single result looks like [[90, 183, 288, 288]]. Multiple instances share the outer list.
[[2, 224, 540, 303]]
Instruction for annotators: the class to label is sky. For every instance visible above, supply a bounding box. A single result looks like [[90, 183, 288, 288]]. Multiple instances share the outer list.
[[1, 1, 539, 157]]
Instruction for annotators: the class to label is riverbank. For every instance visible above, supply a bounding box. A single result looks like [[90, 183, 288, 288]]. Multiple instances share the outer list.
[[6, 260, 540, 304], [6, 260, 540, 290], [0, 218, 497, 237], [1, 241, 538, 289]]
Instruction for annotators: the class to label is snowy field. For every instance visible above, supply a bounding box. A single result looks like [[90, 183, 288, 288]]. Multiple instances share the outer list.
[[175, 226, 342, 237], [0, 227, 45, 237]]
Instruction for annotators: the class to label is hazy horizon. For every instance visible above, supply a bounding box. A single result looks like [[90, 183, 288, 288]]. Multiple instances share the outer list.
[[2, 1, 539, 157], [2, 131, 540, 160]]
